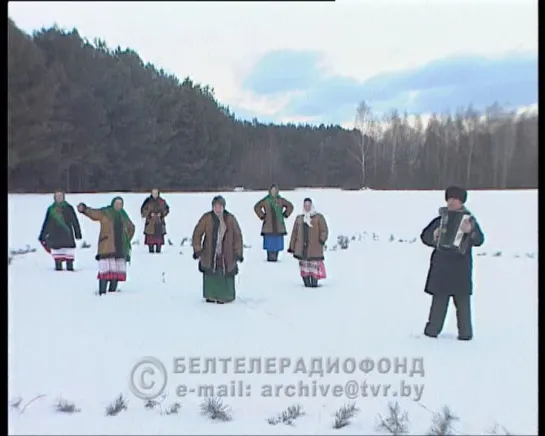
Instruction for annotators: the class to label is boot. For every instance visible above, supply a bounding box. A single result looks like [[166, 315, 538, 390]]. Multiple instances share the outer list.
[[108, 280, 118, 292], [66, 260, 74, 271], [302, 276, 311, 287], [148, 245, 155, 253], [55, 260, 63, 271], [266, 251, 273, 261], [98, 279, 108, 296], [205, 298, 216, 303], [155, 244, 162, 253], [309, 277, 318, 287], [271, 251, 278, 262]]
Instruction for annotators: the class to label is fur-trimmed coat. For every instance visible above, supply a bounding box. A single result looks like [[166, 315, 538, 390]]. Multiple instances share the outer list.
[[192, 210, 243, 276], [254, 197, 294, 236], [288, 213, 328, 261], [141, 196, 169, 236], [79, 206, 135, 260]]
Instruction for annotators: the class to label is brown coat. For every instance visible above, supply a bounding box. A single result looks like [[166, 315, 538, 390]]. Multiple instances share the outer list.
[[80, 207, 135, 259], [192, 211, 243, 276], [254, 196, 294, 236], [141, 196, 170, 236], [288, 213, 329, 261]]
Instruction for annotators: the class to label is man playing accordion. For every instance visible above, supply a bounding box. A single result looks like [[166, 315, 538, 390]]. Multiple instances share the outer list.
[[420, 186, 485, 341]]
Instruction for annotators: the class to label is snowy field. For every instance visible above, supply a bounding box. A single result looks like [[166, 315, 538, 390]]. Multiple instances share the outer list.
[[8, 189, 538, 435]]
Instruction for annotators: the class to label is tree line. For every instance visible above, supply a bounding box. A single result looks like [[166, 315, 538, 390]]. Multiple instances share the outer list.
[[8, 18, 538, 193]]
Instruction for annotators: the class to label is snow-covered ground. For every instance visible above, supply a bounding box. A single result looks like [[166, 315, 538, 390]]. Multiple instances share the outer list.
[[8, 189, 538, 435]]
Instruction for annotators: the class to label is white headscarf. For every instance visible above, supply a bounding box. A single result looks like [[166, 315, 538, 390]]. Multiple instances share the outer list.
[[303, 202, 316, 227]]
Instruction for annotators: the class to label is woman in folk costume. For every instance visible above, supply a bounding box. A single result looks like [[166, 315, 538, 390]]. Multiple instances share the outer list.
[[38, 190, 82, 271], [253, 184, 294, 262], [287, 198, 329, 288], [192, 195, 243, 304], [77, 196, 135, 295], [140, 188, 170, 253]]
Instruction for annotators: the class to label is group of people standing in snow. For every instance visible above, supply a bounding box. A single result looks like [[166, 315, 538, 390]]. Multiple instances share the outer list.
[[38, 190, 167, 295], [37, 184, 484, 341], [191, 184, 329, 304], [253, 184, 329, 287], [37, 185, 326, 299]]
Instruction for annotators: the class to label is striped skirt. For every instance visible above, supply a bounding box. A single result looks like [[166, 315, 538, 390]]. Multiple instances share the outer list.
[[51, 248, 75, 262], [299, 260, 327, 280], [97, 258, 127, 281]]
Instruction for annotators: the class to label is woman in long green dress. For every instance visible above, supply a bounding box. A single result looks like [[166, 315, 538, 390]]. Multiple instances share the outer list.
[[191, 195, 244, 304]]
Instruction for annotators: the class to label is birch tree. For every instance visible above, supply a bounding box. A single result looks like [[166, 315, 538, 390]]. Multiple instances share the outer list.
[[352, 100, 374, 188]]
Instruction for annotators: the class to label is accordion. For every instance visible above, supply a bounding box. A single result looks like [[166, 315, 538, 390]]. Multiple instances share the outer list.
[[436, 207, 474, 254]]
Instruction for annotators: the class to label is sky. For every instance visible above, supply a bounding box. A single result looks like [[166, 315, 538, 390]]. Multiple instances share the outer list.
[[8, 1, 538, 128]]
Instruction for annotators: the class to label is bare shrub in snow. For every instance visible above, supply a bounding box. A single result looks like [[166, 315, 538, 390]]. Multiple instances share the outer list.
[[267, 404, 305, 426], [145, 400, 158, 410], [80, 240, 91, 249], [161, 402, 181, 415], [376, 402, 410, 435], [492, 251, 502, 257], [333, 402, 360, 429], [10, 394, 46, 414], [9, 397, 23, 410], [55, 398, 81, 413], [10, 245, 37, 257], [488, 423, 512, 435], [337, 235, 350, 250], [200, 396, 232, 421], [426, 406, 459, 435], [144, 392, 166, 410], [105, 394, 128, 416], [181, 237, 189, 246]]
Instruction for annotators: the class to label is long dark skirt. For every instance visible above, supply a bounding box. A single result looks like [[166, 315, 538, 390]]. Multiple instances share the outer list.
[[203, 274, 236, 303]]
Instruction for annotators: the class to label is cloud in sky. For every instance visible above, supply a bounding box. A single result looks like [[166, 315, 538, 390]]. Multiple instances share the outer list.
[[238, 51, 538, 125], [243, 50, 324, 97], [8, 1, 538, 127]]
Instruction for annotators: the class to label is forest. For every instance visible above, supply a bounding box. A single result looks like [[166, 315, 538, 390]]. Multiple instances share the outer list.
[[8, 18, 538, 193]]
